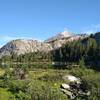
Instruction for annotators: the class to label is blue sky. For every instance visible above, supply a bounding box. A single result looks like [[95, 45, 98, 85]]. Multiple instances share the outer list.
[[0, 0, 100, 47]]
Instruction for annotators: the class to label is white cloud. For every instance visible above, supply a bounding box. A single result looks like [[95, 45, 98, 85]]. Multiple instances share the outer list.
[[0, 36, 37, 41], [0, 36, 36, 48]]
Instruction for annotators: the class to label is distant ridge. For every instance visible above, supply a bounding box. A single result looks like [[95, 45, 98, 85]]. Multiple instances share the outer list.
[[0, 39, 52, 57], [45, 31, 74, 43], [0, 31, 88, 57]]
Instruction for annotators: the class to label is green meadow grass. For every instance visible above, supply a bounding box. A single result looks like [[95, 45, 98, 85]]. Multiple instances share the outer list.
[[0, 67, 99, 100]]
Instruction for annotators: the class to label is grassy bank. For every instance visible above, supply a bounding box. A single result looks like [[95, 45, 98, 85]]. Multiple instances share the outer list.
[[0, 66, 99, 100]]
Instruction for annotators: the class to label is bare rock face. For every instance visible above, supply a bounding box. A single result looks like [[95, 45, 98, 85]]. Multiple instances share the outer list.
[[45, 31, 87, 49], [0, 31, 88, 57], [45, 31, 73, 43], [0, 39, 52, 57]]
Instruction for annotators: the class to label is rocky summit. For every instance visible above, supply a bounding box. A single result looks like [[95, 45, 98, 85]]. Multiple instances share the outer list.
[[45, 31, 87, 49], [45, 31, 73, 43], [0, 31, 88, 57], [0, 39, 52, 57]]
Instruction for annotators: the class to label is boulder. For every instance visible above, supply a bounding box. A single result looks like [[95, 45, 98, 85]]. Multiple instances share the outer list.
[[63, 75, 81, 83], [61, 75, 90, 99], [60, 88, 76, 99], [60, 83, 70, 89]]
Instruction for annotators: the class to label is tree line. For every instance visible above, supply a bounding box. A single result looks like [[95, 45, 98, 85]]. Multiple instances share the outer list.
[[0, 33, 100, 70], [52, 33, 100, 70]]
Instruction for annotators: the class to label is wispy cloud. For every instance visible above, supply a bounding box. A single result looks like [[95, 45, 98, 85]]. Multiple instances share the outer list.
[[0, 36, 36, 48], [0, 36, 34, 41], [82, 24, 100, 34]]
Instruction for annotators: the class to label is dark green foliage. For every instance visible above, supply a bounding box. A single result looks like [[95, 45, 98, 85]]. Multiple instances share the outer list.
[[1, 51, 52, 64], [52, 36, 100, 70], [0, 75, 67, 100], [69, 68, 100, 100], [79, 58, 85, 69], [26, 81, 67, 100], [16, 51, 52, 63]]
